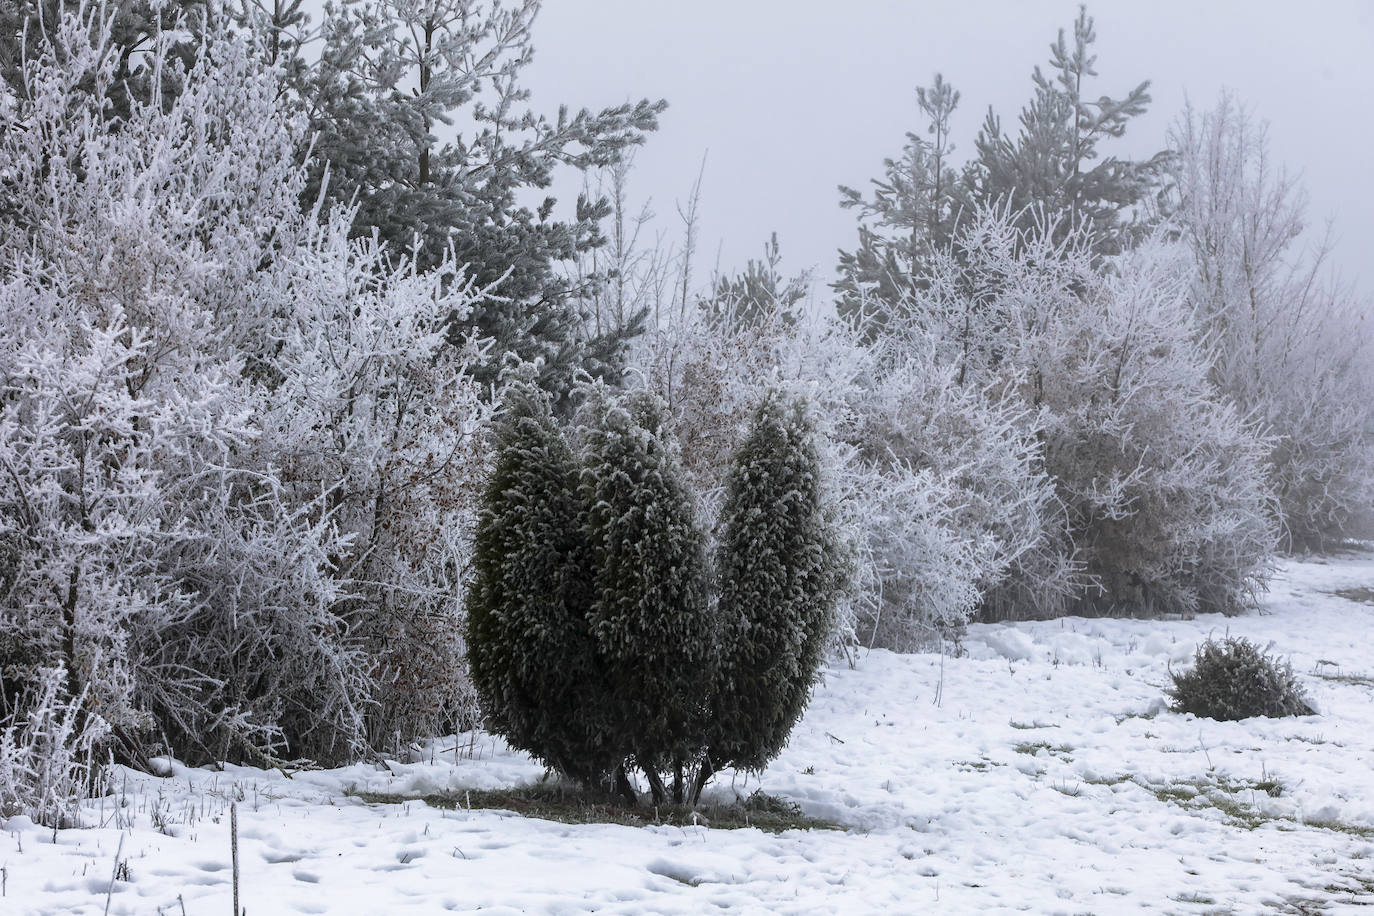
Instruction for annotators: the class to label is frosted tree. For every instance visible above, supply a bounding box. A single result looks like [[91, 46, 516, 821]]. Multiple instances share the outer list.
[[250, 212, 494, 752], [843, 334, 1074, 635], [271, 0, 666, 406], [965, 5, 1166, 256], [0, 3, 496, 818], [930, 211, 1277, 617], [1168, 95, 1374, 550], [837, 73, 963, 337], [0, 1, 366, 771]]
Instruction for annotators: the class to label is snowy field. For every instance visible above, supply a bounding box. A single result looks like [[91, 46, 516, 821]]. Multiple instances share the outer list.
[[6, 554, 1374, 915]]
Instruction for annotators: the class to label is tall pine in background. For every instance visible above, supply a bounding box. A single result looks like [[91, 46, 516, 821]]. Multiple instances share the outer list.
[[836, 74, 962, 338], [838, 6, 1167, 337], [964, 5, 1166, 255], [247, 0, 665, 408]]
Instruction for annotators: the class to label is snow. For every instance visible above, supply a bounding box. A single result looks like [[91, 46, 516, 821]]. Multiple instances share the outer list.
[[6, 553, 1374, 914]]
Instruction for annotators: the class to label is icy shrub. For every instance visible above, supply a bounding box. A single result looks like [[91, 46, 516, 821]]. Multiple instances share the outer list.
[[898, 211, 1277, 619], [706, 393, 844, 787], [0, 6, 490, 769], [843, 337, 1074, 635], [0, 668, 107, 826], [1031, 243, 1277, 617], [1169, 637, 1314, 720]]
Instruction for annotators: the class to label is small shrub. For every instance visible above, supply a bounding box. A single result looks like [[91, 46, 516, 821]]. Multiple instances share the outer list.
[[1169, 637, 1314, 720], [0, 667, 107, 826]]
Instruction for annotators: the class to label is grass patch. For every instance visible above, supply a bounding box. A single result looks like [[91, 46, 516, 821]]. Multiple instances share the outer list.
[[1312, 671, 1374, 687], [1331, 587, 1374, 605], [1013, 741, 1073, 757], [1172, 892, 1215, 905], [955, 759, 997, 771], [347, 784, 842, 834], [1143, 775, 1284, 830], [1303, 818, 1374, 839], [1081, 774, 1133, 787]]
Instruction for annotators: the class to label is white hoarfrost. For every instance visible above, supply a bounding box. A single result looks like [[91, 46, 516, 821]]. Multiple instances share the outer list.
[[0, 3, 493, 815]]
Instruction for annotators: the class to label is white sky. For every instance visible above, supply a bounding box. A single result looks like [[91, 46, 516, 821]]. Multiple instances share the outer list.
[[523, 0, 1374, 298]]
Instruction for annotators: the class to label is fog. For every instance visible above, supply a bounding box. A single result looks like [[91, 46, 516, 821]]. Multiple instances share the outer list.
[[525, 0, 1373, 296]]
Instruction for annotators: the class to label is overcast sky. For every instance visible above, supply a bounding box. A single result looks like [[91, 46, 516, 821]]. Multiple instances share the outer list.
[[523, 0, 1373, 298]]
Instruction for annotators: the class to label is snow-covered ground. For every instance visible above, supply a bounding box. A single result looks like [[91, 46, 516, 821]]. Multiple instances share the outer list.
[[7, 554, 1374, 914]]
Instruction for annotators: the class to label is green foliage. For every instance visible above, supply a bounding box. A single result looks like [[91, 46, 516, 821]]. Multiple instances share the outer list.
[[463, 384, 615, 785], [468, 386, 843, 802], [702, 234, 809, 332], [709, 393, 842, 773], [965, 5, 1167, 256], [1169, 637, 1314, 721], [836, 73, 963, 337], [264, 0, 665, 408], [579, 388, 718, 777], [838, 7, 1169, 339]]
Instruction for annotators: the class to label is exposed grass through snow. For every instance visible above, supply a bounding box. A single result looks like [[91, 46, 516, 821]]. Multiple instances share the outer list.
[[347, 784, 843, 833]]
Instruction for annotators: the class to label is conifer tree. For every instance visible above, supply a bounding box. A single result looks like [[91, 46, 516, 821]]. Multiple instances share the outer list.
[[703, 393, 841, 796], [964, 5, 1166, 256], [702, 233, 809, 332], [463, 384, 615, 785], [837, 74, 963, 337], [578, 388, 717, 803], [260, 0, 666, 408]]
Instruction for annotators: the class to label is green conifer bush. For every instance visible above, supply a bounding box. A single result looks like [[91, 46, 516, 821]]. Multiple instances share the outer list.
[[463, 384, 616, 785], [705, 393, 843, 792], [1169, 637, 1314, 721], [579, 389, 720, 801], [467, 385, 845, 805]]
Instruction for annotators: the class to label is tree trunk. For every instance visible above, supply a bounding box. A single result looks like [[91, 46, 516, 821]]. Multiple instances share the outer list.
[[613, 763, 638, 807], [644, 766, 669, 806], [689, 763, 715, 808]]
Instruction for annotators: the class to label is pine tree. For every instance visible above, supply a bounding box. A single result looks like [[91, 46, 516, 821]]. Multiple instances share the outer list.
[[264, 0, 666, 408], [578, 388, 717, 803], [704, 392, 841, 794], [964, 5, 1166, 256], [1, 0, 208, 121], [463, 384, 615, 785], [702, 233, 809, 332], [836, 74, 962, 338]]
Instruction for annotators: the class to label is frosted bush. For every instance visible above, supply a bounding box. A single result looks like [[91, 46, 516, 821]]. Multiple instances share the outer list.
[[0, 3, 491, 779], [0, 668, 107, 827]]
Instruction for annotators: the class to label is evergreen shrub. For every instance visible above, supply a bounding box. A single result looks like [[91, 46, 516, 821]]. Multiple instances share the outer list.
[[1169, 637, 1314, 720]]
